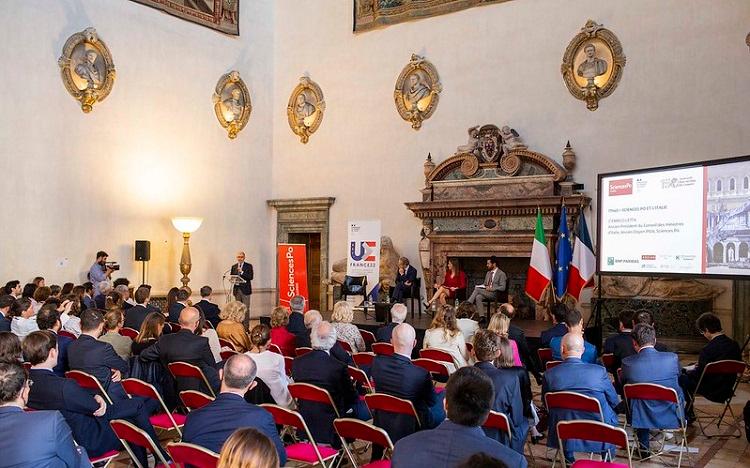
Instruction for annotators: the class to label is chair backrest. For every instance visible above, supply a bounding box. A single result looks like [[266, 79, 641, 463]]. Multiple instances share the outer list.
[[359, 329, 376, 348], [288, 382, 340, 417], [218, 338, 236, 350], [284, 356, 294, 377], [337, 340, 353, 353], [353, 352, 376, 368], [267, 343, 283, 355], [179, 390, 214, 411], [545, 360, 563, 371], [260, 404, 332, 467], [364, 393, 421, 428], [601, 353, 615, 369], [65, 370, 113, 404], [703, 359, 747, 376], [22, 362, 31, 372], [483, 410, 512, 438], [110, 419, 170, 467], [334, 418, 394, 455], [412, 358, 450, 378], [342, 276, 367, 296], [372, 342, 394, 356], [119, 327, 139, 339], [348, 365, 374, 393], [419, 348, 454, 365], [545, 391, 603, 421], [538, 347, 553, 364], [169, 322, 182, 332], [465, 342, 473, 354], [556, 420, 631, 465], [166, 442, 219, 468], [167, 361, 216, 397], [295, 346, 313, 357], [58, 330, 77, 340], [121, 378, 180, 434], [220, 349, 239, 361], [623, 382, 679, 404]]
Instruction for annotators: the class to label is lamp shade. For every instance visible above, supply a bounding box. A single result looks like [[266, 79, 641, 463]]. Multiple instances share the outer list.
[[171, 217, 203, 233]]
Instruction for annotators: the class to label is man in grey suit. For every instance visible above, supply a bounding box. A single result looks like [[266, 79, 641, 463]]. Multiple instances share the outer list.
[[467, 256, 507, 310]]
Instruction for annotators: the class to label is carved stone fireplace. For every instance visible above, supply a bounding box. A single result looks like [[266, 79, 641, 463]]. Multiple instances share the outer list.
[[406, 124, 589, 319]]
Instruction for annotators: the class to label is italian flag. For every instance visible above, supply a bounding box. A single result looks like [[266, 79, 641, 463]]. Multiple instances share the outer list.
[[567, 210, 596, 301], [525, 209, 552, 302]]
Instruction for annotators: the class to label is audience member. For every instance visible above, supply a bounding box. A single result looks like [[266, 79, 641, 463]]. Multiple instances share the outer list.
[[36, 304, 72, 376], [196, 309, 222, 363], [422, 304, 470, 371], [140, 307, 220, 396], [291, 321, 366, 446], [195, 285, 221, 329], [633, 310, 671, 352], [499, 303, 540, 383], [391, 257, 417, 303], [60, 295, 82, 336], [391, 366, 527, 468], [168, 288, 190, 323], [371, 323, 445, 444], [0, 332, 22, 363], [487, 313, 522, 367], [218, 427, 280, 468], [98, 309, 132, 360], [543, 333, 619, 463], [0, 362, 90, 467], [61, 282, 74, 296], [286, 295, 306, 337], [424, 257, 467, 310], [331, 301, 365, 353], [603, 309, 636, 373], [621, 323, 684, 455], [539, 303, 568, 348], [217, 301, 252, 352], [296, 309, 353, 365], [679, 312, 741, 419], [4, 280, 21, 298], [124, 286, 157, 331], [131, 312, 165, 355], [246, 324, 293, 408], [114, 285, 132, 310], [94, 281, 111, 309], [82, 282, 95, 310], [549, 307, 597, 363], [269, 306, 296, 357], [165, 286, 180, 316], [182, 354, 286, 464], [456, 301, 480, 342], [49, 284, 62, 299], [33, 277, 45, 287], [376, 303, 407, 343], [67, 309, 130, 402], [472, 330, 527, 453], [0, 295, 13, 331], [10, 297, 38, 339], [23, 331, 165, 466], [21, 282, 37, 299], [457, 453, 509, 468]]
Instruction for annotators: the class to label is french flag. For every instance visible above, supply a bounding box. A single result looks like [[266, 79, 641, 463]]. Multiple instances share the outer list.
[[567, 209, 596, 301]]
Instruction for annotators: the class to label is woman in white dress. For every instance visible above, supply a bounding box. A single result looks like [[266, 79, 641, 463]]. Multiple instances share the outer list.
[[246, 324, 294, 408], [422, 304, 471, 372]]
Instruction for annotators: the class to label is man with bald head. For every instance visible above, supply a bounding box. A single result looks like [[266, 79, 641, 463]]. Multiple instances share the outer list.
[[182, 354, 286, 464], [543, 332, 620, 463], [141, 307, 220, 397], [371, 323, 445, 444], [230, 251, 253, 310]]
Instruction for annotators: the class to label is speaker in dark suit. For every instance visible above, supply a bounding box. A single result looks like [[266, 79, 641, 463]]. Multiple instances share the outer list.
[[390, 259, 417, 303], [230, 252, 254, 309]]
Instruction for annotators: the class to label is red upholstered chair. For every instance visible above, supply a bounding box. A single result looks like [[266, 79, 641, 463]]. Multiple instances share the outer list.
[[168, 322, 182, 332], [601, 353, 615, 369], [546, 360, 564, 371], [538, 347, 553, 366], [167, 361, 216, 397], [88, 450, 119, 467], [353, 352, 376, 368], [334, 418, 394, 468], [166, 442, 219, 468], [359, 329, 376, 350], [284, 356, 294, 377], [545, 391, 604, 466], [623, 383, 689, 467], [289, 382, 341, 418], [66, 370, 113, 404], [58, 330, 77, 340], [109, 419, 170, 468], [372, 343, 394, 356], [348, 365, 375, 394], [261, 404, 340, 467], [218, 338, 236, 351], [22, 362, 32, 372], [556, 420, 632, 468], [220, 349, 239, 361], [483, 410, 512, 438], [364, 393, 421, 429], [337, 340, 353, 354], [179, 390, 214, 412], [268, 343, 283, 355], [412, 358, 449, 390], [122, 378, 185, 436], [119, 327, 139, 340], [295, 346, 313, 357], [465, 342, 474, 354], [418, 349, 454, 367], [685, 359, 747, 438]]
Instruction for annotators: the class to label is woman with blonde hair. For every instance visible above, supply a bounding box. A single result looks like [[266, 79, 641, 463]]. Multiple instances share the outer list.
[[487, 312, 522, 366], [422, 304, 470, 371], [218, 427, 280, 468], [269, 306, 296, 357], [98, 309, 132, 359], [330, 301, 365, 353], [246, 324, 293, 408], [217, 300, 252, 352]]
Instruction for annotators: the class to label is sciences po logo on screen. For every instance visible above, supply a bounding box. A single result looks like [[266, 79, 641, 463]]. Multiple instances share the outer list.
[[608, 178, 633, 196]]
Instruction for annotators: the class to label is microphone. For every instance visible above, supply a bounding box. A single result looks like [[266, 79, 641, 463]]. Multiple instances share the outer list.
[[222, 267, 232, 277]]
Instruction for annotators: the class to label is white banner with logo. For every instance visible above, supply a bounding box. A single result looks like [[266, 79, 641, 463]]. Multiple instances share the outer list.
[[346, 220, 381, 298]]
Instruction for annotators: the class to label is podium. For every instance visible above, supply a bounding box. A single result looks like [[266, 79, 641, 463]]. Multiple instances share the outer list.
[[225, 274, 246, 303]]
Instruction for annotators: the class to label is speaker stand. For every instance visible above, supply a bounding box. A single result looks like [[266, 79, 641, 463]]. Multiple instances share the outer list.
[[139, 261, 148, 286]]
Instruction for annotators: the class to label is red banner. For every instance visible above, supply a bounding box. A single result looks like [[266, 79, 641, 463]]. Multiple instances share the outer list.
[[277, 244, 309, 311]]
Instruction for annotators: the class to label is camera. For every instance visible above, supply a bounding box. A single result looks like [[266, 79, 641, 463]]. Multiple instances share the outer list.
[[105, 262, 120, 271]]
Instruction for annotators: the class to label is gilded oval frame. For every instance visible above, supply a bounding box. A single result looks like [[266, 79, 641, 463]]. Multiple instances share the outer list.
[[212, 71, 252, 139], [394, 54, 442, 130], [286, 76, 325, 144], [58, 28, 116, 113]]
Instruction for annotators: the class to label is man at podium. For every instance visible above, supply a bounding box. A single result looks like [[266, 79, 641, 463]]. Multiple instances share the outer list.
[[230, 251, 253, 310]]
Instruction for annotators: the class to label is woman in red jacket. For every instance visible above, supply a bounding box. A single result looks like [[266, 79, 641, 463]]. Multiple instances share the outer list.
[[424, 258, 467, 310]]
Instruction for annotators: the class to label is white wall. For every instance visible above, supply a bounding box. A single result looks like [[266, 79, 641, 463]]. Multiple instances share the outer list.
[[0, 0, 275, 294]]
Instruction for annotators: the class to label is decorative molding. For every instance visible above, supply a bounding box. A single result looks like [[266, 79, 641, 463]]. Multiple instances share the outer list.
[[212, 71, 251, 139], [58, 28, 116, 113], [128, 0, 239, 36]]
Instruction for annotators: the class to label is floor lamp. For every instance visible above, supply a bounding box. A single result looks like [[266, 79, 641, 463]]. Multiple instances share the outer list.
[[171, 217, 203, 289]]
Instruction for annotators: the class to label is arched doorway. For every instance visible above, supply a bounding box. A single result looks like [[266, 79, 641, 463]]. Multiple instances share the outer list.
[[713, 243, 724, 264], [740, 242, 749, 260]]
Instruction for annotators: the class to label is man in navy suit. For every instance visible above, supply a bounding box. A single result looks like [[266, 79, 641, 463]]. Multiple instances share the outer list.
[[124, 286, 161, 331], [392, 366, 527, 468], [231, 251, 254, 310], [540, 303, 568, 348], [550, 307, 597, 363], [194, 285, 221, 329], [23, 331, 166, 467], [473, 329, 527, 454], [183, 354, 286, 463], [291, 321, 366, 446], [286, 295, 306, 337], [390, 257, 417, 303], [371, 323, 444, 443], [0, 361, 90, 467], [543, 333, 620, 463], [168, 288, 190, 323], [67, 309, 130, 402], [621, 324, 684, 454], [0, 294, 14, 332], [375, 303, 407, 343], [36, 305, 72, 377], [603, 310, 636, 373]]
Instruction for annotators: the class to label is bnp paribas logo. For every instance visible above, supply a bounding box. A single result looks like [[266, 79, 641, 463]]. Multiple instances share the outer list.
[[607, 257, 615, 266]]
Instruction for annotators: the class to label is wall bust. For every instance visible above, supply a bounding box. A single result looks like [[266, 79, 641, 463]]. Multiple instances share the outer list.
[[212, 71, 251, 139], [394, 54, 442, 130], [561, 20, 625, 111], [287, 76, 325, 144], [58, 28, 116, 113]]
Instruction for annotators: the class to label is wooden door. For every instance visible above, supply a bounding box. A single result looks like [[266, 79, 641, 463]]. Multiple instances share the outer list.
[[287, 233, 321, 310]]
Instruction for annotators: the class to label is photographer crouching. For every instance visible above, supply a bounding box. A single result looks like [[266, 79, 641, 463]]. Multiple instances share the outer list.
[[88, 251, 119, 300]]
